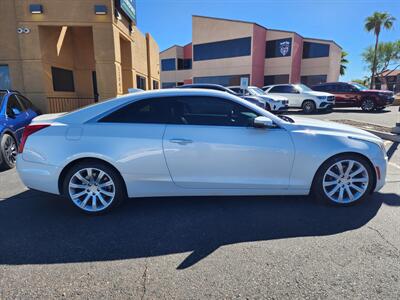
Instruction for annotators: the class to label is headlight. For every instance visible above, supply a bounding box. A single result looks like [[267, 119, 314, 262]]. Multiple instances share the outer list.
[[317, 96, 327, 100]]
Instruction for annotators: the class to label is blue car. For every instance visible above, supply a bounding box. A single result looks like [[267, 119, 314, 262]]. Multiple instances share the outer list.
[[0, 90, 41, 170]]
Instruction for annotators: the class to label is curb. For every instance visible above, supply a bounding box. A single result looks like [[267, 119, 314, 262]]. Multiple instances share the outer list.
[[364, 128, 400, 143]]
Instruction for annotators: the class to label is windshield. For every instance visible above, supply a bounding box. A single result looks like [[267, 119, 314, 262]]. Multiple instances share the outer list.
[[248, 87, 266, 96], [295, 84, 313, 92], [351, 83, 368, 91]]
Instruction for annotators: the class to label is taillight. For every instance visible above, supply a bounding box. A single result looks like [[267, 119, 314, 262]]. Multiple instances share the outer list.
[[18, 124, 50, 153]]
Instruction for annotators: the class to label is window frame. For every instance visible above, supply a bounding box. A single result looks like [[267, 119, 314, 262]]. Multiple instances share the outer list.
[[265, 38, 292, 59], [98, 96, 261, 127], [161, 58, 176, 71], [302, 41, 330, 59], [193, 37, 252, 61], [51, 66, 75, 92], [6, 94, 25, 117]]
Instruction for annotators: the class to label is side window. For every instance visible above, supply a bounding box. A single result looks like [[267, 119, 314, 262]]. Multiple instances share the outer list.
[[269, 85, 294, 93], [314, 85, 326, 92], [17, 95, 33, 110], [174, 96, 260, 127], [337, 84, 352, 93], [6, 95, 24, 116], [99, 98, 172, 124]]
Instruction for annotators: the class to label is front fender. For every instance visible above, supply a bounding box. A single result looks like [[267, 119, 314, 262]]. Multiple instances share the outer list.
[[288, 130, 381, 190]]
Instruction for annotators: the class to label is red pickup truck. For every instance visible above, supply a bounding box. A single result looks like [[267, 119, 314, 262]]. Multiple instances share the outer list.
[[312, 82, 395, 112]]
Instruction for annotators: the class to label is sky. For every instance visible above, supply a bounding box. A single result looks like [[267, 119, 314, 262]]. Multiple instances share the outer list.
[[136, 0, 399, 81]]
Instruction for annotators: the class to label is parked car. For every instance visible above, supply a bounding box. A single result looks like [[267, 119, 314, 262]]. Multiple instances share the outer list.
[[262, 84, 335, 113], [0, 90, 41, 170], [178, 83, 265, 108], [17, 89, 387, 214], [228, 86, 289, 113], [312, 82, 395, 112]]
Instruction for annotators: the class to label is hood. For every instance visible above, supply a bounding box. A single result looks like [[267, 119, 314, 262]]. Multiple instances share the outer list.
[[304, 91, 334, 97], [287, 116, 382, 144], [259, 94, 287, 101], [31, 112, 67, 124]]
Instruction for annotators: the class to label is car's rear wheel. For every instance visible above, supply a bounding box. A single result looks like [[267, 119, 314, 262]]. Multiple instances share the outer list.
[[0, 134, 17, 170], [361, 99, 375, 112], [302, 100, 316, 114], [63, 160, 126, 214], [312, 154, 374, 206]]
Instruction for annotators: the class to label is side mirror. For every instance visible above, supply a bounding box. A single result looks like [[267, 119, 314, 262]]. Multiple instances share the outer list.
[[253, 116, 276, 128]]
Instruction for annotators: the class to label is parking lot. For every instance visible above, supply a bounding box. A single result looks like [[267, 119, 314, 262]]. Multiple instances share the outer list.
[[286, 105, 399, 129], [0, 116, 399, 299]]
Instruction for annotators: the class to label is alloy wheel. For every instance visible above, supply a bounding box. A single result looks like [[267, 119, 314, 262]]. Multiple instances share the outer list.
[[361, 99, 375, 111], [68, 167, 116, 212], [3, 135, 17, 166], [322, 159, 369, 204]]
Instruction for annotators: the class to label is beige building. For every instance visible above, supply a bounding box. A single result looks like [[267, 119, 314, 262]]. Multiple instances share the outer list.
[[160, 16, 341, 88], [0, 0, 160, 113]]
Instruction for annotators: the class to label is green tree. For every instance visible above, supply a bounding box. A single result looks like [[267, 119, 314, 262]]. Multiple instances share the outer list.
[[340, 51, 349, 76], [364, 12, 396, 88], [362, 41, 400, 74]]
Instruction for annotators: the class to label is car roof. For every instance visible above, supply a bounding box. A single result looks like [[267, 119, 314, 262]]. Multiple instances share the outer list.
[[263, 84, 294, 88], [228, 86, 259, 89], [179, 83, 226, 89], [56, 88, 282, 124]]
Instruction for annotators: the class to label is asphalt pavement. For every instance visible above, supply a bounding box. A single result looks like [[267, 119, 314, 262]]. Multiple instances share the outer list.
[[286, 106, 399, 128], [0, 140, 399, 299]]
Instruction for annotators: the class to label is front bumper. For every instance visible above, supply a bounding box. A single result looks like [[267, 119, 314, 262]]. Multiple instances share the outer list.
[[16, 156, 61, 195], [319, 101, 335, 109], [372, 154, 388, 192]]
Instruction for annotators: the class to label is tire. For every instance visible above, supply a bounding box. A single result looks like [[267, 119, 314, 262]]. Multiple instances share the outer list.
[[62, 160, 126, 215], [312, 154, 374, 206], [0, 134, 17, 170], [361, 99, 375, 112], [302, 100, 316, 114]]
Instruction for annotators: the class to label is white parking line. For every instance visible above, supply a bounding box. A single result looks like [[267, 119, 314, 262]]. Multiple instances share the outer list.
[[388, 162, 400, 170]]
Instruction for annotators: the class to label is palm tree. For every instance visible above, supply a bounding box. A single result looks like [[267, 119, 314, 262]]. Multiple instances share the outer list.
[[340, 51, 348, 76], [364, 12, 396, 88]]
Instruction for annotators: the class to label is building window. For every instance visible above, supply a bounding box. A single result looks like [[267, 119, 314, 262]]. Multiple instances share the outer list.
[[193, 74, 250, 86], [302, 42, 330, 59], [162, 82, 176, 89], [264, 74, 290, 86], [0, 65, 11, 89], [301, 75, 327, 86], [193, 37, 252, 61], [265, 38, 292, 58], [51, 67, 75, 92], [136, 75, 146, 90], [161, 58, 176, 71], [177, 58, 192, 70], [153, 80, 159, 89]]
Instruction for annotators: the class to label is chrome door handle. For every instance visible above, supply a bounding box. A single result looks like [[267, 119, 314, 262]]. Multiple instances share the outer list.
[[169, 138, 193, 145]]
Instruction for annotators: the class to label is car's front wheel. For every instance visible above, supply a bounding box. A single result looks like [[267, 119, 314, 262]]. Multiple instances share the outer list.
[[63, 160, 126, 214], [0, 134, 17, 170], [312, 154, 374, 206], [302, 100, 316, 114]]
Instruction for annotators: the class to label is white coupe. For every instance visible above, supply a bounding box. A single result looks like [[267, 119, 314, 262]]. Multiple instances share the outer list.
[[17, 89, 387, 214]]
